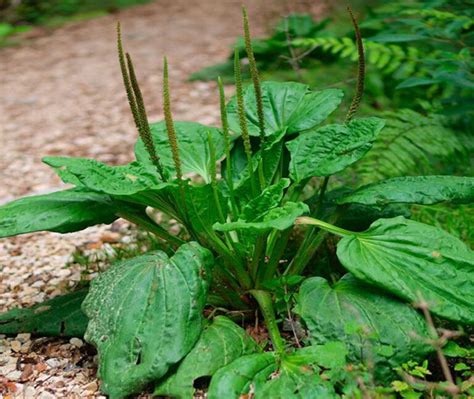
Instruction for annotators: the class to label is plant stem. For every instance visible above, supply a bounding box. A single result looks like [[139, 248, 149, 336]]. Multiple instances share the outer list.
[[250, 234, 267, 283], [260, 229, 291, 284], [295, 216, 354, 237], [317, 176, 330, 208], [285, 229, 328, 276], [250, 290, 285, 354], [208, 131, 235, 251], [234, 49, 258, 197], [218, 77, 239, 218], [117, 207, 184, 247]]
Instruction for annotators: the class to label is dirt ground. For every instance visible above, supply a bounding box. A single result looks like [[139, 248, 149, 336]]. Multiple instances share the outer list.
[[0, 0, 326, 397]]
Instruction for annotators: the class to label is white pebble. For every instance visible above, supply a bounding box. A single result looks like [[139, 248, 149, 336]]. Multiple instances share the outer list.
[[69, 337, 83, 348]]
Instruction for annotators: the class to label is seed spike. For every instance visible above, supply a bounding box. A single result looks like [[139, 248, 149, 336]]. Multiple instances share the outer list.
[[345, 6, 365, 123], [162, 57, 183, 181], [125, 52, 165, 180], [234, 49, 257, 196], [218, 77, 232, 182], [117, 23, 142, 137], [242, 7, 265, 143]]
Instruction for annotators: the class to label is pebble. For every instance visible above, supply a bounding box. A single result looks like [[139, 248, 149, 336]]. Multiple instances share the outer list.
[[69, 338, 84, 348], [17, 333, 31, 343], [7, 370, 22, 380], [45, 358, 64, 368], [24, 386, 36, 397], [11, 340, 22, 352], [39, 392, 56, 399], [83, 381, 98, 392]]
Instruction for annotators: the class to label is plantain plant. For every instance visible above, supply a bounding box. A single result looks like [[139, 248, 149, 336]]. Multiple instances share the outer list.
[[1, 8, 473, 399]]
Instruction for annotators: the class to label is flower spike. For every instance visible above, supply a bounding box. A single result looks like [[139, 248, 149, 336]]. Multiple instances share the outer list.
[[242, 7, 265, 143], [234, 49, 257, 196], [345, 7, 365, 123], [118, 25, 164, 180], [162, 57, 183, 181]]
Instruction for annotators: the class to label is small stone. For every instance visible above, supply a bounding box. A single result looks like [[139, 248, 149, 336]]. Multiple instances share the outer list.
[[39, 392, 56, 399], [11, 340, 22, 352], [35, 363, 48, 372], [101, 232, 121, 243], [24, 386, 36, 397], [6, 370, 22, 380], [69, 338, 83, 348], [16, 333, 31, 343], [45, 358, 61, 368], [83, 381, 98, 392], [20, 363, 34, 381]]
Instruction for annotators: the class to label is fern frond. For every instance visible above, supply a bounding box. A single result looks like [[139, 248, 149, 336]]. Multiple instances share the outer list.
[[292, 37, 422, 78], [412, 204, 474, 248], [353, 110, 471, 184]]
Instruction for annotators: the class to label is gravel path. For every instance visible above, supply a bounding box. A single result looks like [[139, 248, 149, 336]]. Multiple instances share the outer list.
[[0, 1, 325, 397]]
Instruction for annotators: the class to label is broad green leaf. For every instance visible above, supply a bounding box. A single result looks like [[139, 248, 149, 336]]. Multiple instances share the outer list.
[[296, 275, 432, 381], [82, 243, 213, 398], [134, 121, 225, 182], [336, 217, 474, 324], [287, 118, 385, 182], [208, 343, 344, 399], [0, 289, 88, 337], [226, 137, 284, 203], [240, 178, 290, 220], [177, 184, 228, 240], [208, 352, 276, 399], [213, 202, 308, 233], [154, 316, 259, 399], [226, 81, 343, 137], [338, 176, 474, 206], [0, 188, 117, 238], [43, 157, 171, 196]]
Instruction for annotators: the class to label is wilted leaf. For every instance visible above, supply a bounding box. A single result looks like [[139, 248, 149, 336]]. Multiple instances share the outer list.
[[0, 188, 116, 238], [154, 316, 259, 398], [287, 118, 385, 182], [82, 243, 213, 398]]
